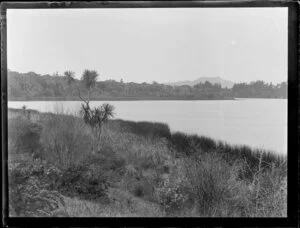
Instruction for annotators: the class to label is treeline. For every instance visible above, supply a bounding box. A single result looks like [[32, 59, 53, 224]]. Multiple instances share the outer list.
[[7, 70, 287, 100], [232, 81, 287, 98]]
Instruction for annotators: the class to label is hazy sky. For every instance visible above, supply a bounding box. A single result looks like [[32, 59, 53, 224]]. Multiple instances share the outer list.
[[7, 8, 287, 84]]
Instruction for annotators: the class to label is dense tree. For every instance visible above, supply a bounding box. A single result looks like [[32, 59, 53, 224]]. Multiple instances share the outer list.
[[232, 81, 287, 98], [8, 70, 287, 100]]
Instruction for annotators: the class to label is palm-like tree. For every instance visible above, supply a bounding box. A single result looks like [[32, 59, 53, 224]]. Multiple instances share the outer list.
[[64, 70, 94, 104], [64, 71, 75, 85], [80, 103, 115, 153], [64, 69, 115, 153], [81, 70, 98, 90]]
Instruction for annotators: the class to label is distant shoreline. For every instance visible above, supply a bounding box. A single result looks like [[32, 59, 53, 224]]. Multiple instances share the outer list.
[[8, 97, 236, 101], [7, 97, 288, 102]]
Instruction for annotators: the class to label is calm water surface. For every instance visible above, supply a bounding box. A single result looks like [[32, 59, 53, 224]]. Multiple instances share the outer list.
[[8, 99, 287, 154]]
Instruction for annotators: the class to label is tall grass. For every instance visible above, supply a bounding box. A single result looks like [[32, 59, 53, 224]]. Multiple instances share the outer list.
[[168, 131, 286, 178], [183, 152, 239, 216], [39, 112, 93, 168], [8, 117, 42, 156], [7, 108, 287, 217], [108, 119, 171, 140], [183, 151, 286, 217]]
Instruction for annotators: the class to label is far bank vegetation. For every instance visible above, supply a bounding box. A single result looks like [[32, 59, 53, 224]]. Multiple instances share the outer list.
[[8, 70, 287, 100]]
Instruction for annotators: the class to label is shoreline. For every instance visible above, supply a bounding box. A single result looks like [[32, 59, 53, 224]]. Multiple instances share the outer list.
[[8, 97, 235, 101], [8, 97, 287, 102], [8, 107, 285, 157]]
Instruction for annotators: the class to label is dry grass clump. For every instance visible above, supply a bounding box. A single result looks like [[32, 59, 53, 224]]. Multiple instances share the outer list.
[[183, 152, 237, 216], [245, 154, 287, 217], [182, 151, 287, 217], [61, 187, 163, 217], [100, 129, 176, 204], [39, 113, 93, 168]]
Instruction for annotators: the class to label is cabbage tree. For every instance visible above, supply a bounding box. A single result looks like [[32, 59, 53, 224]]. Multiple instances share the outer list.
[[64, 69, 115, 153]]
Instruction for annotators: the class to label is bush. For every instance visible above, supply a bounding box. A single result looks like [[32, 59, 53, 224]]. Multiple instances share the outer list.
[[190, 135, 217, 152], [158, 179, 188, 215], [216, 142, 285, 178], [81, 146, 126, 185], [111, 119, 171, 140], [40, 113, 93, 168], [182, 151, 287, 217], [132, 181, 154, 199], [8, 117, 42, 155], [171, 132, 218, 157], [244, 155, 287, 217], [183, 153, 235, 216], [8, 155, 67, 217], [56, 164, 109, 201], [171, 132, 192, 155], [9, 177, 67, 217]]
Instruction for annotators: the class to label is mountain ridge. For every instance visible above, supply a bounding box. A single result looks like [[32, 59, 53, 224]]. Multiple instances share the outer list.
[[165, 77, 234, 88]]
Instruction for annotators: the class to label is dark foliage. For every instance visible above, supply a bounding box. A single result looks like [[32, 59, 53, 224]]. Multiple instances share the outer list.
[[56, 164, 109, 200], [81, 69, 99, 90], [169, 130, 285, 179], [111, 119, 172, 140], [215, 142, 286, 176], [171, 132, 193, 155], [8, 117, 43, 155], [8, 156, 66, 216], [8, 70, 287, 100], [80, 103, 115, 128], [171, 132, 217, 156], [232, 81, 287, 98]]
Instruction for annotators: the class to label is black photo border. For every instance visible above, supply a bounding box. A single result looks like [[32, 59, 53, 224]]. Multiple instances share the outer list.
[[1, 1, 298, 227]]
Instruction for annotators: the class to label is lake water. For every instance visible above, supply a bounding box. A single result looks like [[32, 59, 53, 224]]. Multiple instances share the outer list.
[[8, 99, 287, 154]]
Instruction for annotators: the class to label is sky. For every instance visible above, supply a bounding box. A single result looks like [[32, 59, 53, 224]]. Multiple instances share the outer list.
[[7, 8, 287, 84]]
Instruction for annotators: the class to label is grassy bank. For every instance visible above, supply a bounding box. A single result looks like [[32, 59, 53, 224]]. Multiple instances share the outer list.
[[8, 96, 235, 101], [8, 108, 287, 217]]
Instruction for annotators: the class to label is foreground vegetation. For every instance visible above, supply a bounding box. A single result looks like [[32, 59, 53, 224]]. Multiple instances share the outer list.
[[8, 108, 287, 217]]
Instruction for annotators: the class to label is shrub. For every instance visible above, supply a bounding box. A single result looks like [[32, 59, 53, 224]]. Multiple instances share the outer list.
[[111, 119, 171, 140], [132, 181, 154, 199], [8, 155, 67, 217], [171, 132, 218, 156], [9, 178, 67, 217], [8, 117, 42, 155], [216, 142, 285, 178], [40, 113, 93, 168], [190, 135, 217, 152], [133, 185, 144, 198], [81, 146, 126, 185], [244, 154, 287, 217], [182, 150, 287, 217], [158, 179, 188, 215], [56, 164, 109, 201], [183, 153, 234, 216], [171, 132, 192, 155]]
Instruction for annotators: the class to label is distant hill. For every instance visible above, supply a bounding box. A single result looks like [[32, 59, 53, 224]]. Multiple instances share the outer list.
[[165, 77, 234, 88], [7, 70, 286, 100]]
